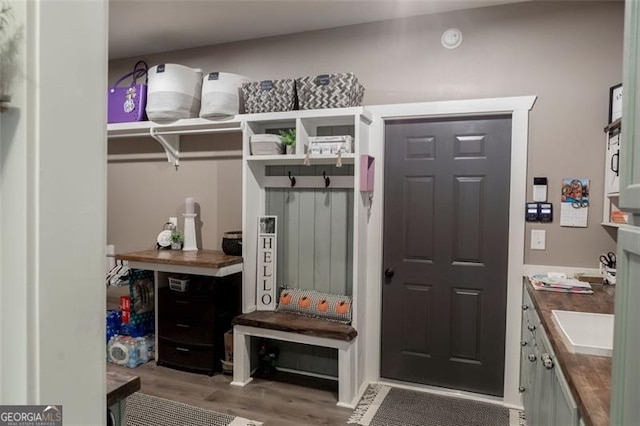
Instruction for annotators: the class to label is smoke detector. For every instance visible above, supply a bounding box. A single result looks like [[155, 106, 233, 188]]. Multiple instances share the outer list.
[[441, 28, 463, 49]]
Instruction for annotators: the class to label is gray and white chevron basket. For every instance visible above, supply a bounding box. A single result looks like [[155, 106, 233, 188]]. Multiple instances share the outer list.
[[296, 73, 364, 110], [241, 79, 297, 114]]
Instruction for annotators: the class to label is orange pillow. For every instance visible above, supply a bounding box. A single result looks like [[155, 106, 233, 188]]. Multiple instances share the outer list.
[[277, 288, 352, 324]]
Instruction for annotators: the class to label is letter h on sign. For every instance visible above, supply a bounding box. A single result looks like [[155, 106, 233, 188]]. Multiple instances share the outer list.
[[256, 216, 277, 310]]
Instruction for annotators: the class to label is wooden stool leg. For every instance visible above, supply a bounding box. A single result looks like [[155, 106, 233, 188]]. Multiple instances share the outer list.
[[231, 326, 253, 387]]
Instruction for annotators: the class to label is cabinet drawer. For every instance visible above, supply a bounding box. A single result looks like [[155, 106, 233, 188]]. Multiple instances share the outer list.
[[157, 339, 216, 374], [158, 320, 214, 345], [159, 292, 216, 322]]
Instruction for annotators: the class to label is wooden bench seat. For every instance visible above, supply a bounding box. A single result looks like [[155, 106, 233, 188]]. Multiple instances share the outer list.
[[230, 310, 359, 408], [232, 311, 357, 341]]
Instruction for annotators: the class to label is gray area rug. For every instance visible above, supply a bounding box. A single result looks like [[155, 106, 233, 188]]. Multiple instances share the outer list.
[[348, 385, 526, 426], [125, 392, 262, 426]]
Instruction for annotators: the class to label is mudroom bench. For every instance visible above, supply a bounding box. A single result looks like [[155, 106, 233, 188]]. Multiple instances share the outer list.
[[230, 310, 358, 408]]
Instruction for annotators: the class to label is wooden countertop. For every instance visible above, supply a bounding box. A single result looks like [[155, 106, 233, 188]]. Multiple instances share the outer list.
[[106, 370, 140, 407], [525, 279, 614, 426], [116, 249, 242, 269]]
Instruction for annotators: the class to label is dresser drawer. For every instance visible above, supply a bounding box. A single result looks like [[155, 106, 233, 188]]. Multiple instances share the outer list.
[[159, 290, 216, 322], [158, 320, 214, 345], [157, 338, 217, 374]]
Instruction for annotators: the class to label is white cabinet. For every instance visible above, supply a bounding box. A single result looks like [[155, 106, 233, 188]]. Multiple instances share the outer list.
[[603, 121, 627, 226], [605, 126, 621, 195], [241, 106, 372, 389], [241, 107, 372, 311]]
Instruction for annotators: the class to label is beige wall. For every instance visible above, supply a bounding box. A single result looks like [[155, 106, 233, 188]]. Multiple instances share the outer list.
[[109, 1, 622, 266]]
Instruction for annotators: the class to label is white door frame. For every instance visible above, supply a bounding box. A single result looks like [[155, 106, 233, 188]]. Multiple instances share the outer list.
[[366, 96, 536, 407]]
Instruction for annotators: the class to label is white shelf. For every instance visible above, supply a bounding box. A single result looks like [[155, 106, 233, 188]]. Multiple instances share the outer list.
[[107, 116, 242, 138], [246, 153, 355, 165], [241, 107, 372, 125], [601, 222, 631, 229]]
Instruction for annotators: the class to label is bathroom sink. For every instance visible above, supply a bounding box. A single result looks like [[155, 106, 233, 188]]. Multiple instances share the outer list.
[[551, 310, 614, 357]]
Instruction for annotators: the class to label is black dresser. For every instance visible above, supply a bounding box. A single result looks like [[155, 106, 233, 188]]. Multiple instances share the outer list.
[[157, 274, 240, 375]]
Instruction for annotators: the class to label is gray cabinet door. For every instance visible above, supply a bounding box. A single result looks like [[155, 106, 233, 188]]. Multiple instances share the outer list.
[[612, 1, 640, 424], [611, 226, 640, 424], [533, 335, 555, 426], [620, 0, 640, 211], [554, 367, 579, 426]]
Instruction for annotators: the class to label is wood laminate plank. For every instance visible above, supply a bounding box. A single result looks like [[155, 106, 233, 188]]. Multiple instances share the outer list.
[[116, 249, 242, 269], [106, 362, 351, 425], [233, 311, 357, 342], [525, 279, 614, 426], [106, 370, 141, 407]]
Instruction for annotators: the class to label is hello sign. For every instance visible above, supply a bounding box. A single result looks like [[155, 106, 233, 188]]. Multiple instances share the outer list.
[[256, 216, 277, 311]]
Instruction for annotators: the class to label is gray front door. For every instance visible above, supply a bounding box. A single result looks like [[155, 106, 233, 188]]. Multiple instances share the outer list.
[[381, 116, 512, 396]]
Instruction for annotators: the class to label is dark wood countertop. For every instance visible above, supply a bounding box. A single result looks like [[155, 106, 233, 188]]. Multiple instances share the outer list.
[[116, 249, 242, 269], [106, 370, 140, 407], [525, 279, 614, 426]]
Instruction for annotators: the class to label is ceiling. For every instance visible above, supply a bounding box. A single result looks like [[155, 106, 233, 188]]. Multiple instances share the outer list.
[[109, 0, 528, 60]]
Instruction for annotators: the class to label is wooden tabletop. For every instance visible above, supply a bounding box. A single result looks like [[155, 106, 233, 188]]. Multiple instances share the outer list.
[[526, 279, 615, 426], [116, 249, 242, 269], [106, 370, 140, 407]]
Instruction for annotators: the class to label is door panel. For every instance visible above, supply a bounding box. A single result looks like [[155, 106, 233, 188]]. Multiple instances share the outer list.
[[381, 116, 511, 396]]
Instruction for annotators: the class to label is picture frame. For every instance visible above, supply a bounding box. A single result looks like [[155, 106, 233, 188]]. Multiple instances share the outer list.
[[609, 83, 623, 124]]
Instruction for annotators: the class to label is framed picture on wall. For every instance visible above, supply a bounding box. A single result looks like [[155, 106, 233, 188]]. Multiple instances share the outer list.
[[609, 83, 623, 124]]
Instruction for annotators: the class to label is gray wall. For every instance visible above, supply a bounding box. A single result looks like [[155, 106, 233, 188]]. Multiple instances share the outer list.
[[109, 1, 622, 266]]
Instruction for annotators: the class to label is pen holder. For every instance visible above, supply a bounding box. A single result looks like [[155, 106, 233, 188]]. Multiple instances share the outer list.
[[182, 213, 198, 251]]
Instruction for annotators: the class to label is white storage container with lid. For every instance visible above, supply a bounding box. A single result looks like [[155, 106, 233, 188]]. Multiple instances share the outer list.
[[146, 63, 203, 122], [200, 72, 252, 118]]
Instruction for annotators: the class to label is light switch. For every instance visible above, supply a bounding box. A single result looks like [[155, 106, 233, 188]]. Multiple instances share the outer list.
[[531, 230, 546, 250]]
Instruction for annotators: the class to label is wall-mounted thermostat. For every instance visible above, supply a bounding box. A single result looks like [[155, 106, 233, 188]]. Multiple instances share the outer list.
[[533, 177, 548, 202]]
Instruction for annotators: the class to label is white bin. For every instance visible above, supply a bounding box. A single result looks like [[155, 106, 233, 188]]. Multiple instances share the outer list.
[[200, 72, 252, 118], [146, 64, 203, 122]]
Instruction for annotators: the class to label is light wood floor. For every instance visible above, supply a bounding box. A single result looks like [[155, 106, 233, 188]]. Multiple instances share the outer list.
[[107, 362, 352, 425], [107, 287, 352, 425]]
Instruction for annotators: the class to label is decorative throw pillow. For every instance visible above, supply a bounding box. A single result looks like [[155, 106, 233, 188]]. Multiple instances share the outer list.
[[277, 288, 352, 324]]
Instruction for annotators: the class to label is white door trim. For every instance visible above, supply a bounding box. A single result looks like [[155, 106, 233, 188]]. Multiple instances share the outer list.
[[365, 96, 536, 407]]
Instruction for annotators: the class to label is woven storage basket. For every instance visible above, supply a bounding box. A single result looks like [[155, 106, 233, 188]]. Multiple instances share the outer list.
[[242, 79, 297, 113], [146, 63, 203, 122], [200, 72, 252, 117], [296, 73, 364, 110]]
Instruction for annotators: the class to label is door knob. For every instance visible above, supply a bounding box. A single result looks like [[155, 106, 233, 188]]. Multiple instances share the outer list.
[[384, 268, 394, 278]]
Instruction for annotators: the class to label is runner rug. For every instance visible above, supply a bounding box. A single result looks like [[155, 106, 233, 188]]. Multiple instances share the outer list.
[[347, 384, 526, 426], [125, 392, 263, 426]]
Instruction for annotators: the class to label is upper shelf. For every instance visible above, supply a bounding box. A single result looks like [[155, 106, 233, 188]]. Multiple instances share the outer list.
[[106, 107, 372, 168], [107, 116, 242, 139], [107, 107, 372, 138]]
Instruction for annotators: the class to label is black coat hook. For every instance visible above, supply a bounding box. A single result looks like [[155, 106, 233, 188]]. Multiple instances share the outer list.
[[288, 171, 296, 187], [323, 171, 330, 188]]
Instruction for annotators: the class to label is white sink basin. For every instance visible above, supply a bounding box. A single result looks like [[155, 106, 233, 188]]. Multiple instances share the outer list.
[[551, 310, 614, 357]]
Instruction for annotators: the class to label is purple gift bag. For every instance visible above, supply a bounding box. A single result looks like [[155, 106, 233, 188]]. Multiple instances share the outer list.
[[108, 61, 148, 123]]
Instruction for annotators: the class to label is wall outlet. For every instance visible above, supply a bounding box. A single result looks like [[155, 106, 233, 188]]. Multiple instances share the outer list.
[[169, 217, 178, 228], [531, 230, 546, 250]]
